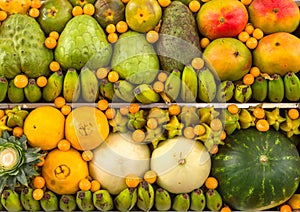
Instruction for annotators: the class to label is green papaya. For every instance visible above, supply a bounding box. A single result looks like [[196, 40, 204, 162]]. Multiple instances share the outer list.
[[157, 1, 201, 72], [55, 15, 112, 71], [37, 0, 73, 34], [0, 14, 53, 79]]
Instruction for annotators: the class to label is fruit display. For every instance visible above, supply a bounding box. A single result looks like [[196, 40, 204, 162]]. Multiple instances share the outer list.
[[0, 0, 299, 211]]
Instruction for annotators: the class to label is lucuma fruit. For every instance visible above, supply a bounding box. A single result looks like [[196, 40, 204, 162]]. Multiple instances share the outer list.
[[54, 15, 112, 71], [211, 128, 300, 211], [0, 14, 53, 79], [111, 31, 159, 84]]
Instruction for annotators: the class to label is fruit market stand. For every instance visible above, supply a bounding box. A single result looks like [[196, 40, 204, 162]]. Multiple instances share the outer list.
[[0, 0, 300, 211]]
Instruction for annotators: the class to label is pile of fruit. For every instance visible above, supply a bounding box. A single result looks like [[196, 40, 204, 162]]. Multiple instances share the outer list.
[[0, 0, 299, 211]]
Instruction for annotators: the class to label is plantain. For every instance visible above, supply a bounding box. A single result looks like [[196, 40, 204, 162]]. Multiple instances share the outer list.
[[268, 73, 284, 103], [134, 84, 160, 104], [76, 190, 95, 211], [155, 188, 172, 211], [93, 189, 114, 211], [198, 67, 217, 103], [59, 194, 77, 212], [164, 69, 181, 102], [216, 80, 235, 103], [7, 79, 24, 103], [20, 187, 41, 211], [234, 83, 252, 103], [114, 187, 137, 212], [63, 68, 81, 103], [0, 76, 8, 102], [113, 80, 135, 102], [40, 190, 59, 211], [80, 66, 99, 102], [206, 189, 222, 211], [99, 78, 115, 101], [137, 180, 155, 211], [251, 76, 268, 102], [284, 71, 300, 102], [24, 78, 42, 103], [42, 70, 64, 102], [172, 193, 190, 211], [190, 188, 206, 211], [1, 189, 23, 211], [180, 65, 198, 102]]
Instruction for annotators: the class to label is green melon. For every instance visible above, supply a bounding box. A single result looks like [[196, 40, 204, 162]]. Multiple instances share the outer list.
[[211, 128, 300, 211]]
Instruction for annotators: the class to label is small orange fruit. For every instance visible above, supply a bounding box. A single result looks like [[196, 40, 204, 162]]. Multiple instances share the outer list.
[[78, 178, 91, 191], [152, 81, 164, 93], [33, 176, 46, 189], [253, 107, 265, 119], [13, 126, 23, 138], [44, 36, 57, 49], [82, 150, 94, 161], [220, 130, 227, 140], [220, 206, 232, 212], [107, 32, 118, 43], [158, 0, 171, 7], [83, 3, 95, 15], [146, 30, 159, 43], [36, 157, 45, 167], [116, 21, 128, 33], [96, 67, 110, 79], [31, 0, 42, 8], [238, 31, 250, 43], [210, 145, 219, 155], [189, 0, 201, 13], [280, 204, 292, 212], [97, 99, 109, 111], [129, 103, 140, 114], [61, 105, 72, 116], [0, 110, 4, 119], [106, 24, 116, 34], [90, 180, 101, 192], [49, 31, 59, 40], [240, 0, 252, 5], [205, 176, 218, 189], [256, 119, 269, 132], [143, 170, 157, 184], [119, 106, 129, 115], [72, 6, 83, 16], [125, 174, 141, 188], [249, 66, 261, 77], [252, 28, 264, 40], [183, 126, 195, 139], [49, 61, 60, 72], [193, 124, 206, 136], [245, 23, 254, 35], [14, 74, 28, 88], [157, 71, 169, 82], [168, 104, 180, 116], [32, 188, 44, 201], [210, 118, 223, 131], [132, 129, 145, 143], [36, 76, 48, 87], [288, 108, 299, 120], [28, 8, 39, 18], [57, 139, 71, 151], [107, 70, 119, 82], [246, 37, 258, 49], [54, 96, 66, 108], [200, 37, 210, 49], [0, 11, 8, 21], [105, 108, 116, 119], [191, 57, 205, 70], [242, 73, 255, 85], [227, 104, 239, 115]]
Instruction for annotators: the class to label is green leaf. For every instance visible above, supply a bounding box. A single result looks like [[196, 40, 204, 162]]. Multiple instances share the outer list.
[[16, 168, 28, 186]]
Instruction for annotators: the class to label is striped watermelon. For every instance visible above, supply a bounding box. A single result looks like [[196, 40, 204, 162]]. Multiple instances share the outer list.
[[211, 128, 300, 211]]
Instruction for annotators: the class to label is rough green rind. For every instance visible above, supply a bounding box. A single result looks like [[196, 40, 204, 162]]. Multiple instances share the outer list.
[[111, 31, 159, 84], [211, 128, 300, 211], [54, 15, 112, 71], [156, 1, 201, 72], [0, 14, 53, 79]]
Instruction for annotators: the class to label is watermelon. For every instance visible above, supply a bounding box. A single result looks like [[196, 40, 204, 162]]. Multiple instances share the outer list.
[[211, 128, 300, 211]]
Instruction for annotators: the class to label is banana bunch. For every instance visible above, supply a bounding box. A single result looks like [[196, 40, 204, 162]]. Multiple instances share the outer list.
[[180, 65, 198, 103], [63, 68, 81, 103], [137, 180, 155, 211], [5, 105, 29, 128]]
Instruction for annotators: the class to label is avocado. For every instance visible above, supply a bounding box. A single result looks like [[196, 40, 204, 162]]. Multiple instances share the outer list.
[[54, 15, 112, 71], [0, 14, 53, 79], [157, 1, 201, 72]]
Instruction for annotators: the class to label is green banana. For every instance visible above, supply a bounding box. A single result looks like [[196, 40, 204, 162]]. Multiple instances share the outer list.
[[154, 188, 171, 211], [7, 79, 24, 103], [24, 78, 42, 103], [190, 188, 206, 211], [99, 78, 115, 101], [172, 193, 190, 211], [20, 187, 41, 211], [0, 76, 8, 102], [76, 190, 95, 211], [134, 84, 160, 104], [137, 180, 155, 211], [206, 189, 223, 211], [268, 73, 284, 103], [42, 70, 64, 102], [238, 108, 256, 129], [1, 189, 23, 211], [93, 189, 114, 211], [80, 67, 99, 102], [216, 80, 235, 103], [63, 68, 81, 103], [198, 67, 217, 103], [164, 69, 181, 102], [234, 84, 252, 103], [284, 71, 300, 102], [113, 80, 136, 103], [180, 65, 198, 103], [114, 187, 137, 212], [251, 76, 268, 102], [40, 190, 59, 211], [59, 194, 77, 212]]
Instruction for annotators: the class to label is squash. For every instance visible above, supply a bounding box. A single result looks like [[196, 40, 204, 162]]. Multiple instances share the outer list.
[[89, 133, 150, 195], [150, 137, 211, 194], [211, 128, 300, 211]]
